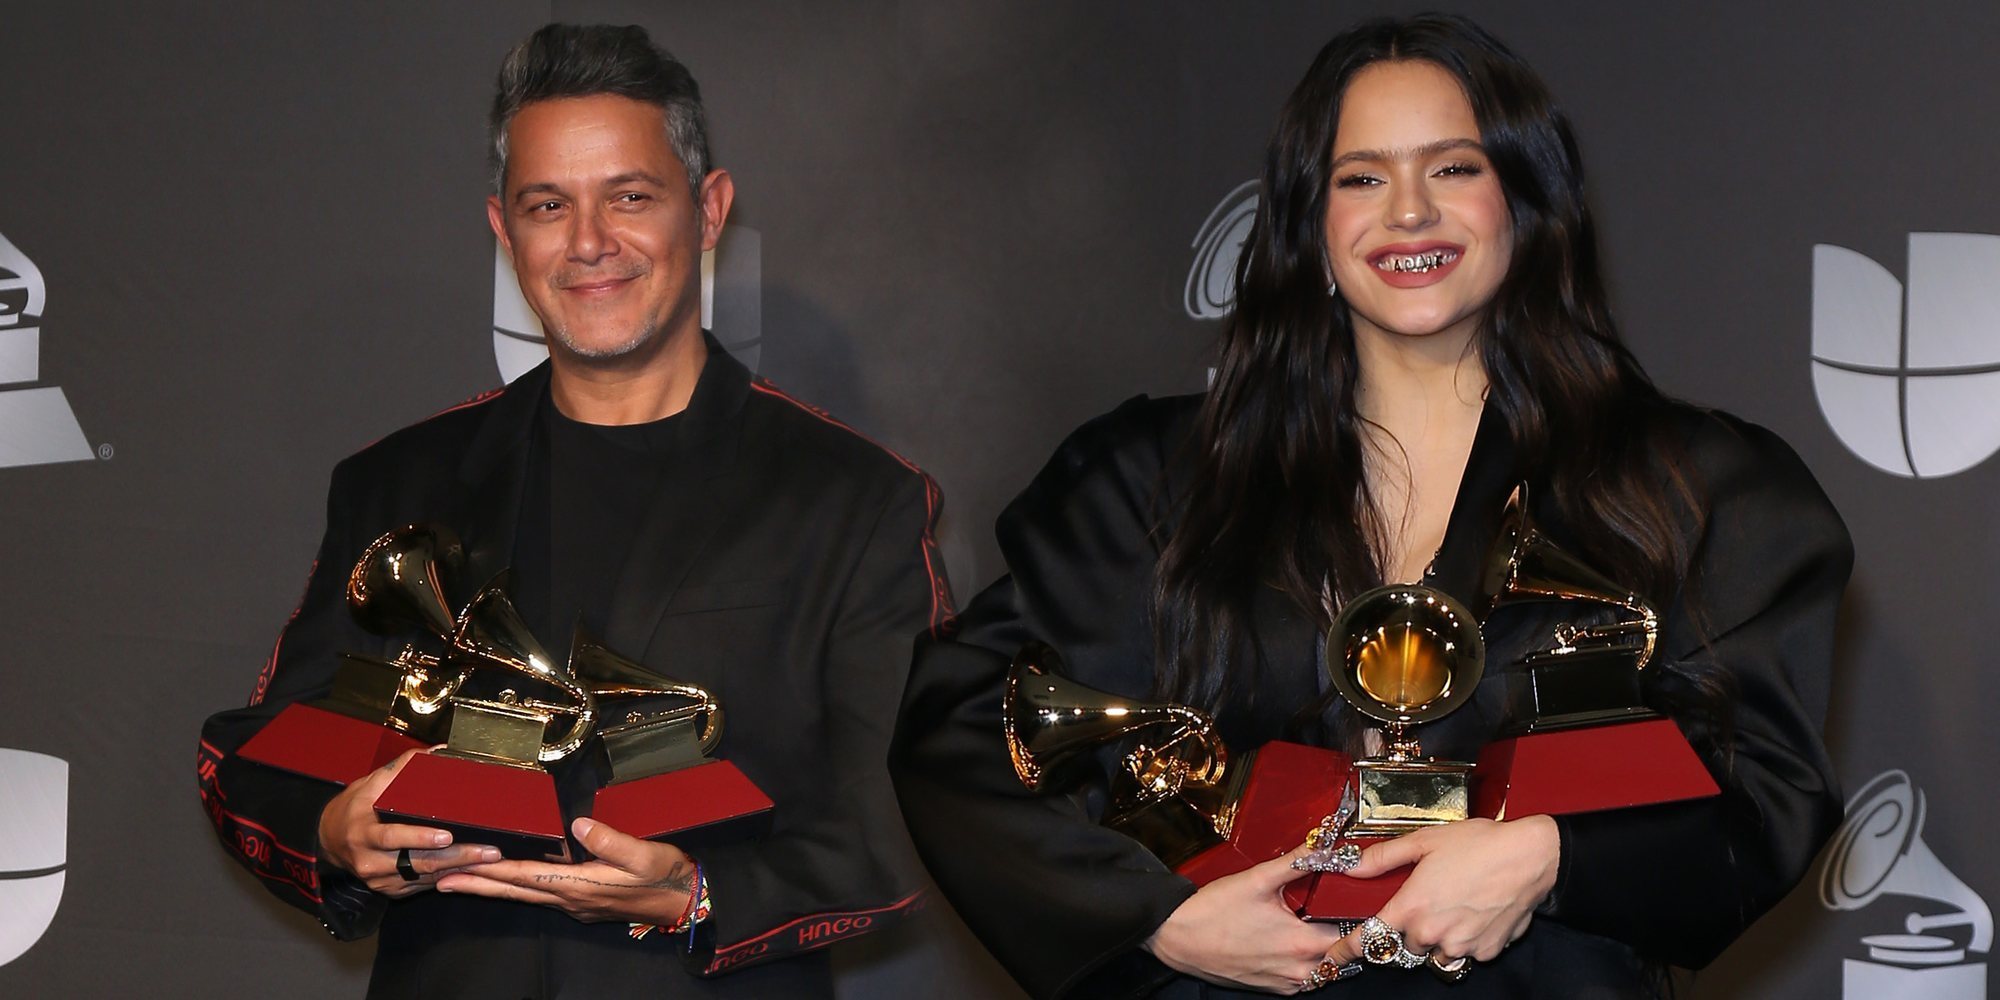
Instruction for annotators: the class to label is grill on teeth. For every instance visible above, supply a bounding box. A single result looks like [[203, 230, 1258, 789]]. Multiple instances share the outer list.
[[1382, 251, 1455, 273]]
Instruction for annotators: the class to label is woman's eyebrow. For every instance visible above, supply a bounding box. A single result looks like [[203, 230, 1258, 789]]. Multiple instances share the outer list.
[[1331, 137, 1484, 170]]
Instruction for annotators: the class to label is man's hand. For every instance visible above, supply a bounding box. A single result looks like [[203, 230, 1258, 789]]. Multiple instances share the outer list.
[[1323, 816, 1558, 969], [316, 749, 501, 898], [436, 817, 696, 926], [1143, 845, 1349, 995]]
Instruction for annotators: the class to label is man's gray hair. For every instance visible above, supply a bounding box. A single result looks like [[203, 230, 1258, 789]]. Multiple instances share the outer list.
[[488, 24, 710, 197]]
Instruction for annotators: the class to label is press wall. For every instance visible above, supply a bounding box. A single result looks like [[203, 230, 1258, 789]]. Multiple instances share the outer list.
[[1, 3, 1994, 997]]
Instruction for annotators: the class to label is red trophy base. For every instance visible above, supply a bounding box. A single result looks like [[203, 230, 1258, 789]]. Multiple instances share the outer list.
[[1295, 720, 1719, 920], [1176, 742, 1346, 887], [592, 760, 774, 850], [238, 703, 426, 786], [1167, 721, 1721, 921], [1472, 717, 1717, 818], [373, 751, 570, 861]]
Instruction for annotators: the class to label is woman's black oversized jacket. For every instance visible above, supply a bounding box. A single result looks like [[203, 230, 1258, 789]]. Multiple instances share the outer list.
[[891, 393, 1852, 999]]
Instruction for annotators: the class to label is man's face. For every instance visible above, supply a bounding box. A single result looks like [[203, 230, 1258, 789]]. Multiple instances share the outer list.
[[487, 95, 730, 363]]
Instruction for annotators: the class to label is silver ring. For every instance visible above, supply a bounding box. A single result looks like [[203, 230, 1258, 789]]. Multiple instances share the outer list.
[[1357, 916, 1427, 969], [395, 847, 419, 882], [1294, 841, 1363, 874]]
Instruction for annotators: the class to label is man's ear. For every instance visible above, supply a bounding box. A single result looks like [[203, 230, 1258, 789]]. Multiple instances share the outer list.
[[486, 195, 513, 258], [696, 169, 735, 251]]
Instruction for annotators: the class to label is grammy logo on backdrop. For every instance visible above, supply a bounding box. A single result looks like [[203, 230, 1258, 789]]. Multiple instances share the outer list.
[[0, 230, 92, 469], [1820, 770, 1991, 998]]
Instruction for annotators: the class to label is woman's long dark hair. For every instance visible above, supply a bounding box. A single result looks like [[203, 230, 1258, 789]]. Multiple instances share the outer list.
[[1152, 14, 1727, 744]]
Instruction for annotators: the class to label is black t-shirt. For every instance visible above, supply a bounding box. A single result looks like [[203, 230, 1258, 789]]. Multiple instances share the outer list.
[[499, 397, 683, 855], [511, 401, 682, 661]]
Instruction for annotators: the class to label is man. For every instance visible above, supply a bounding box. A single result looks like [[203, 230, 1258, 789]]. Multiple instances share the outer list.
[[197, 24, 949, 998]]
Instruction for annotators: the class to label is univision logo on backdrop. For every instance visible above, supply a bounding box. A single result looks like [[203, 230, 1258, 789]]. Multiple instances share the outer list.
[[1811, 233, 2000, 478], [0, 749, 68, 967], [491, 227, 763, 382], [1819, 770, 1990, 998], [0, 231, 92, 469]]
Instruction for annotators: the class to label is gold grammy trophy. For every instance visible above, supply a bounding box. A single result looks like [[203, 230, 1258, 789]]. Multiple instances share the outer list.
[[1324, 584, 1485, 836], [370, 570, 599, 861], [1299, 485, 1718, 919], [1003, 642, 1356, 887], [238, 525, 477, 784], [1480, 485, 1659, 731], [1003, 642, 1254, 868], [572, 632, 774, 847]]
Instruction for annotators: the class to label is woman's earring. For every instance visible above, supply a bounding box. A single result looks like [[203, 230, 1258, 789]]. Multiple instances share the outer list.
[[1328, 278, 1338, 297]]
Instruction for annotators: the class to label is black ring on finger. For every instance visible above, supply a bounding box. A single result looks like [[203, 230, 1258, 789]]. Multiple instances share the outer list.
[[396, 847, 419, 882]]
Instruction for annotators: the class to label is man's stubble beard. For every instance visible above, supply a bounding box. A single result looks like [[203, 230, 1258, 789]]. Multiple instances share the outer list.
[[547, 316, 664, 361]]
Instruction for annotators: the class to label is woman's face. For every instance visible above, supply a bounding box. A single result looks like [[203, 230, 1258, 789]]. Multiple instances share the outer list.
[[1324, 60, 1512, 348]]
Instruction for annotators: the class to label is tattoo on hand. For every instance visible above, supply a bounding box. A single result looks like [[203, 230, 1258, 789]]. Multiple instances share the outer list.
[[655, 862, 694, 894], [530, 862, 693, 894]]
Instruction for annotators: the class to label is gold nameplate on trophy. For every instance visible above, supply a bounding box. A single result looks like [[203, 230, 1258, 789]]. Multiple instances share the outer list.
[[1327, 585, 1484, 836], [440, 691, 556, 769], [599, 709, 709, 781]]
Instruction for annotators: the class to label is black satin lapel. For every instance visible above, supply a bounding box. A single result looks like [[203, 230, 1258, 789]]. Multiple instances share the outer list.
[[449, 365, 548, 602], [1426, 400, 1519, 609], [599, 338, 749, 658]]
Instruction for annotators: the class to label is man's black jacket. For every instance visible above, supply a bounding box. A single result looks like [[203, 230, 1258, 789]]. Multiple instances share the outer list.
[[199, 345, 951, 998]]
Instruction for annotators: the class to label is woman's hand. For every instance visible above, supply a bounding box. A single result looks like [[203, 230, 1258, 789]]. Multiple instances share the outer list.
[[1144, 846, 1349, 994], [1326, 815, 1559, 968]]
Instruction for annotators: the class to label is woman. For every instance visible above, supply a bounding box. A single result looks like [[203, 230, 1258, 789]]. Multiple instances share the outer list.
[[892, 13, 1849, 998]]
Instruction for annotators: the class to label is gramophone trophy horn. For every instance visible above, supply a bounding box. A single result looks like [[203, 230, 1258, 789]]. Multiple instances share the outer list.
[[1325, 583, 1484, 836], [571, 631, 773, 848], [1003, 643, 1251, 867], [238, 523, 471, 785], [338, 523, 478, 727], [446, 576, 598, 762], [1480, 485, 1663, 732], [347, 523, 464, 639]]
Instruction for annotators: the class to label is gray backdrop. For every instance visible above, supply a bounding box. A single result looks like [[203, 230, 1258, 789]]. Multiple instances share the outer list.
[[1, 2, 1993, 997]]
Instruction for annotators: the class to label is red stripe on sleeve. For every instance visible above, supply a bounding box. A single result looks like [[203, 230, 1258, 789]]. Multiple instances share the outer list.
[[705, 890, 927, 973], [747, 380, 957, 635], [249, 558, 316, 707]]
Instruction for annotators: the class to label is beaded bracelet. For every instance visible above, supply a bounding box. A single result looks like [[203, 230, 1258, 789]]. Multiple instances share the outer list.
[[627, 858, 710, 943]]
